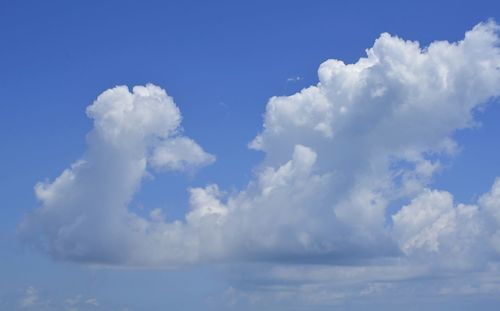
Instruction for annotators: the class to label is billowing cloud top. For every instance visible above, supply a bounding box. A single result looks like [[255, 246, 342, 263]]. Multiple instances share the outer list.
[[19, 20, 500, 290], [19, 84, 215, 264]]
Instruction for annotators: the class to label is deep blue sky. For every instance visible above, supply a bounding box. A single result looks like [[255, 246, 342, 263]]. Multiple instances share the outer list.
[[1, 1, 500, 310]]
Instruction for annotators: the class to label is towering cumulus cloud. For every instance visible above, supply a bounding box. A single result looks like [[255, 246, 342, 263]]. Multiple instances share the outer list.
[[20, 20, 500, 288], [19, 85, 215, 264]]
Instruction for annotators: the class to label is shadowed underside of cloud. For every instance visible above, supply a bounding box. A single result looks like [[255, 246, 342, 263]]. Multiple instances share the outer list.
[[18, 21, 500, 299]]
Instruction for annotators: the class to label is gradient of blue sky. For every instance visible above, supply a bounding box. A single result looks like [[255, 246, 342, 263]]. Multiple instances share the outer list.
[[1, 0, 500, 310]]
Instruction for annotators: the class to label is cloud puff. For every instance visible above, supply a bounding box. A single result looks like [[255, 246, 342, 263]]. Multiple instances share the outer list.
[[19, 19, 500, 291], [150, 137, 215, 171], [392, 188, 485, 270], [19, 286, 42, 309]]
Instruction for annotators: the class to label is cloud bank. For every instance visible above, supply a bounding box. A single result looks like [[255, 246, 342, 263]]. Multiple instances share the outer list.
[[19, 21, 500, 295]]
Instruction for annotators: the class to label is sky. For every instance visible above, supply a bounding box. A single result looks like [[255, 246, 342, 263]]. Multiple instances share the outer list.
[[1, 0, 500, 310]]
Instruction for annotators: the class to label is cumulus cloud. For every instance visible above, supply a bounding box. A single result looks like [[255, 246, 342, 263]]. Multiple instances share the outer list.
[[392, 189, 485, 270], [150, 137, 215, 171], [19, 84, 215, 265], [19, 19, 500, 296]]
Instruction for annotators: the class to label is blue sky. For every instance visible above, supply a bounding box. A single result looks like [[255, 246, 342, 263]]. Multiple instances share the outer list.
[[1, 0, 500, 310]]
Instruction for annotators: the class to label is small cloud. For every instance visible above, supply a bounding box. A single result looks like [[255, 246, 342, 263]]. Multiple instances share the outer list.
[[19, 286, 39, 308], [85, 298, 99, 307], [65, 294, 82, 311], [19, 286, 50, 309], [286, 76, 302, 83]]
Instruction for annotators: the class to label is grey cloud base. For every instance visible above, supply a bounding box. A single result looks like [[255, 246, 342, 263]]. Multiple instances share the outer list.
[[19, 21, 500, 295]]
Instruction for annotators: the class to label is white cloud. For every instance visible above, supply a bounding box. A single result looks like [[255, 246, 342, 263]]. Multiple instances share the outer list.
[[392, 189, 485, 269], [19, 20, 500, 302], [65, 294, 82, 311], [17, 287, 52, 310], [19, 84, 215, 265], [63, 294, 99, 311], [19, 286, 40, 308], [240, 21, 500, 265], [150, 136, 215, 171], [286, 76, 302, 83], [478, 178, 500, 254], [84, 298, 99, 307], [188, 184, 228, 222], [15, 288, 101, 311]]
